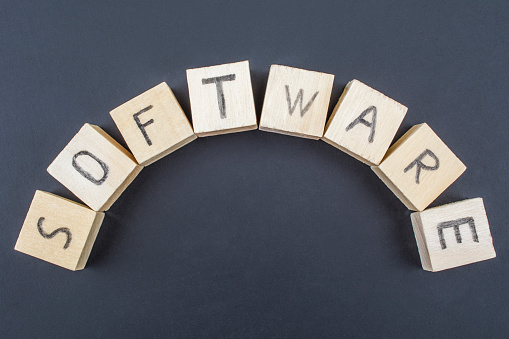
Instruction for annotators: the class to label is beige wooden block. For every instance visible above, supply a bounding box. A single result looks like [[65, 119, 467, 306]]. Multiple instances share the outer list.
[[14, 190, 105, 271], [110, 82, 196, 166], [322, 79, 407, 165], [259, 65, 334, 140], [47, 123, 143, 211], [372, 123, 466, 211], [411, 198, 496, 272], [186, 60, 257, 137]]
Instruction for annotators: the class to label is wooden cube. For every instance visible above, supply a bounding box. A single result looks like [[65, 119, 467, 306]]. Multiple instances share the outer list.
[[47, 123, 143, 211], [411, 198, 496, 272], [322, 79, 407, 165], [372, 123, 466, 211], [14, 190, 105, 271], [110, 82, 196, 166], [186, 60, 257, 136], [259, 65, 334, 139]]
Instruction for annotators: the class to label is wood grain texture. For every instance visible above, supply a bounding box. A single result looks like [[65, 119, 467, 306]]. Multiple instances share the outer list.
[[259, 65, 334, 140], [410, 198, 496, 272], [371, 123, 466, 211], [47, 123, 143, 211], [14, 190, 105, 271], [186, 60, 257, 137], [322, 79, 407, 165], [110, 82, 196, 166]]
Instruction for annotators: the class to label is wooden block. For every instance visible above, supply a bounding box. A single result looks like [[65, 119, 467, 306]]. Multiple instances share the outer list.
[[322, 79, 407, 165], [259, 65, 334, 140], [110, 82, 196, 166], [47, 123, 143, 211], [411, 198, 496, 272], [14, 190, 105, 271], [186, 60, 257, 137], [372, 123, 466, 211]]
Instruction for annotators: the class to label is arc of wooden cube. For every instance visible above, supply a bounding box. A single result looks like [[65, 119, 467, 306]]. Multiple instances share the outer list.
[[14, 60, 495, 272]]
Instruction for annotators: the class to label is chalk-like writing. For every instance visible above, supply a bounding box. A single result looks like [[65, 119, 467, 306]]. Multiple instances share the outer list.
[[202, 74, 236, 119], [72, 150, 109, 185], [437, 217, 478, 250], [345, 106, 377, 143], [285, 85, 319, 117], [133, 105, 155, 146], [37, 217, 72, 249], [404, 149, 439, 184]]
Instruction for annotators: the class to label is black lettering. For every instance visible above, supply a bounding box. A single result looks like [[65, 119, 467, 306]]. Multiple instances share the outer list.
[[345, 106, 377, 143], [37, 217, 72, 249], [404, 149, 439, 184], [202, 74, 236, 119], [285, 85, 319, 117], [133, 105, 155, 146], [72, 150, 109, 185], [437, 217, 479, 250]]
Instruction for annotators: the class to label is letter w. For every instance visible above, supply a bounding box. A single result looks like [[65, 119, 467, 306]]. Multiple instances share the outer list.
[[285, 85, 319, 117]]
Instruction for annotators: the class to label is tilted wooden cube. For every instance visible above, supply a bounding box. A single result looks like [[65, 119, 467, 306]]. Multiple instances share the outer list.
[[259, 65, 334, 139], [14, 190, 105, 271], [110, 82, 196, 166], [322, 79, 407, 165], [372, 123, 466, 211], [411, 198, 496, 272], [47, 123, 143, 211], [186, 60, 257, 136]]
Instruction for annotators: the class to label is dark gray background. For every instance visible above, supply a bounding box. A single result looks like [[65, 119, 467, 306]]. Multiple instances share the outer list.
[[1, 1, 508, 338]]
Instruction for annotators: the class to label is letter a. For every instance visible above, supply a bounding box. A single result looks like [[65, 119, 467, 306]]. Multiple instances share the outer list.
[[345, 106, 377, 143]]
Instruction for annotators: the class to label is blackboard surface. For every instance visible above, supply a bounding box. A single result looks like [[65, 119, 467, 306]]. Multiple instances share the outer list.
[[1, 2, 508, 338]]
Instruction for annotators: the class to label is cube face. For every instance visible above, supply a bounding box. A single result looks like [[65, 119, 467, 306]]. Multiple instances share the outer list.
[[14, 191, 105, 271], [411, 198, 496, 272], [322, 80, 407, 165], [372, 123, 466, 211], [47, 124, 143, 211], [186, 60, 257, 136], [259, 65, 334, 139], [110, 82, 196, 166]]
